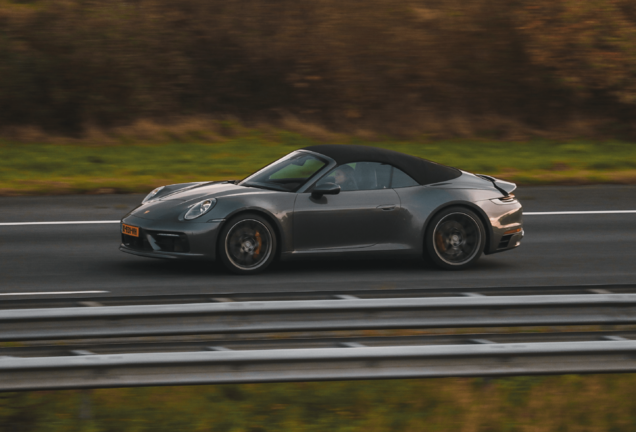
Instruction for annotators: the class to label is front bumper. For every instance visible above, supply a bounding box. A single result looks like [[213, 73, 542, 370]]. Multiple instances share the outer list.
[[119, 245, 207, 260], [119, 215, 224, 261]]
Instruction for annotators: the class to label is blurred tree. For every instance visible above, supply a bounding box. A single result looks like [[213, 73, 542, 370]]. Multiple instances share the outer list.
[[515, 0, 636, 103], [0, 0, 635, 136]]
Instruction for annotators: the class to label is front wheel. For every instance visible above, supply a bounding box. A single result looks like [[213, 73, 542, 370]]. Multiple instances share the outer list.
[[425, 207, 486, 270], [218, 213, 277, 275]]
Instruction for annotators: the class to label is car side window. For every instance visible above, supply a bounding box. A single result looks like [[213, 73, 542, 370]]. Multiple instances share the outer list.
[[391, 168, 418, 188], [316, 162, 392, 191]]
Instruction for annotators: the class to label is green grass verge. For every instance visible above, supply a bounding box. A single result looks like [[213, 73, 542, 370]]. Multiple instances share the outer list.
[[3, 375, 636, 431], [1, 133, 636, 195]]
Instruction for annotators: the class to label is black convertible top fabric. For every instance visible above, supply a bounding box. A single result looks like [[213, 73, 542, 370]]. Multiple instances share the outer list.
[[303, 145, 461, 185]]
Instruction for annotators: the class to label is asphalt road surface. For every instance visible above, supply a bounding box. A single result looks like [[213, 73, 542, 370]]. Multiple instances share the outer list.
[[1, 185, 635, 298]]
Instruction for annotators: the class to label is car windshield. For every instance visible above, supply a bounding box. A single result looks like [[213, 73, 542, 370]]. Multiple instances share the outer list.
[[240, 152, 328, 192]]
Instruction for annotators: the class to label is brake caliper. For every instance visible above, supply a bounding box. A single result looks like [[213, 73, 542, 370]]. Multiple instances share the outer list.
[[435, 232, 446, 252], [253, 231, 262, 258]]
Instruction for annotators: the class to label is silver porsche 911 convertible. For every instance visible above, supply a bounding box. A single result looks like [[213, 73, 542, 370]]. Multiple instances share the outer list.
[[120, 145, 523, 274]]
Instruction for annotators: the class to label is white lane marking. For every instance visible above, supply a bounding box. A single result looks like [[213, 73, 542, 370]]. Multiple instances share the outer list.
[[0, 220, 119, 226], [0, 291, 109, 296], [525, 210, 636, 216]]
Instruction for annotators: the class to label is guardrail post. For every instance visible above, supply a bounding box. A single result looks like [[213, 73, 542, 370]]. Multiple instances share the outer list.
[[469, 338, 496, 387], [72, 350, 94, 424]]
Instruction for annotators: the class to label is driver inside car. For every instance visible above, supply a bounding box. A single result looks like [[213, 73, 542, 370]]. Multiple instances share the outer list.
[[333, 165, 358, 191]]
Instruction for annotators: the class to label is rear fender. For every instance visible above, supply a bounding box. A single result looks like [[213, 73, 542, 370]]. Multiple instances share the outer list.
[[422, 201, 494, 254]]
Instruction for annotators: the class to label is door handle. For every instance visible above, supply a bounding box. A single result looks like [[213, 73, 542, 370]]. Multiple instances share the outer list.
[[377, 205, 396, 211]]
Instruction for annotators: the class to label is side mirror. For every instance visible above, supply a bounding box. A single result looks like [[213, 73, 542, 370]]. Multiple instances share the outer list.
[[311, 182, 341, 199]]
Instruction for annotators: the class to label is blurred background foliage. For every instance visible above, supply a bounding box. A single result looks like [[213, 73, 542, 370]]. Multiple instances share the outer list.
[[1, 0, 636, 139], [2, 375, 636, 432]]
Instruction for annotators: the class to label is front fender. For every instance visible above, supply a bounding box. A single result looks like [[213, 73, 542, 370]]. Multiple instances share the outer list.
[[202, 192, 297, 253]]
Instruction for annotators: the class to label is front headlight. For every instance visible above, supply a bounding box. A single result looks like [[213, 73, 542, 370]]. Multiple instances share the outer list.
[[142, 186, 165, 204], [184, 198, 217, 220]]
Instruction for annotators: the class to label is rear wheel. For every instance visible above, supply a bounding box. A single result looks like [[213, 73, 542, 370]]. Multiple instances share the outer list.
[[425, 207, 486, 270], [218, 213, 277, 275]]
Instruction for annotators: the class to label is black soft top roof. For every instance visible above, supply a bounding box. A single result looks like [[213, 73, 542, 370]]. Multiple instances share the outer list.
[[303, 145, 461, 185]]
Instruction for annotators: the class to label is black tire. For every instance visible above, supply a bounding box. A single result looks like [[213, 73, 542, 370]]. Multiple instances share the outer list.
[[425, 206, 486, 270], [218, 213, 277, 275]]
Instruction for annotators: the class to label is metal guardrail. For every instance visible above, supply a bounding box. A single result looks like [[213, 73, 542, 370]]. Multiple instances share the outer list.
[[2, 293, 636, 341], [3, 340, 636, 391], [2, 330, 634, 358], [4, 289, 636, 391], [1, 283, 634, 310], [0, 289, 636, 391]]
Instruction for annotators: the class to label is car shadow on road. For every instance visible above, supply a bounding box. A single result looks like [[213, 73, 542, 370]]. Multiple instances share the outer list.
[[115, 254, 511, 277]]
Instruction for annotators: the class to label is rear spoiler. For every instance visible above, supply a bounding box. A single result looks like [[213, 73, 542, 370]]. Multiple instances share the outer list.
[[476, 174, 517, 196]]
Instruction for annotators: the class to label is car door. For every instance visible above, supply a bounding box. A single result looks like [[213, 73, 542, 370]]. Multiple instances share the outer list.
[[293, 162, 402, 251]]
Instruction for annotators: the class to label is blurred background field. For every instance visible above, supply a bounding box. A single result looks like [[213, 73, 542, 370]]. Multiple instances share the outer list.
[[2, 374, 636, 432], [1, 122, 636, 195]]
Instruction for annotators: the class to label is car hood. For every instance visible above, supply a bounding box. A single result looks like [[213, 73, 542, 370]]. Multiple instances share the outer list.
[[157, 182, 261, 202], [128, 183, 273, 220]]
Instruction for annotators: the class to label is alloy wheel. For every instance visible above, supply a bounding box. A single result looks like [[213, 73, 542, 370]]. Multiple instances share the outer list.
[[224, 219, 273, 271], [432, 212, 482, 266]]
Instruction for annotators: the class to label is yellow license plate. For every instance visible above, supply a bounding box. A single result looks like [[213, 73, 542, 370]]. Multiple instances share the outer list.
[[122, 224, 139, 237]]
